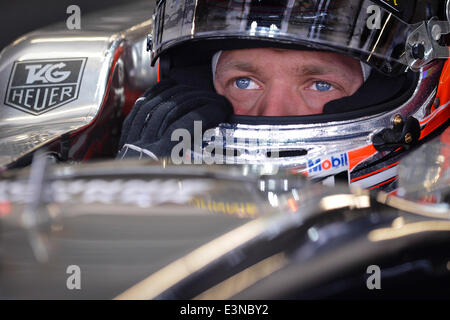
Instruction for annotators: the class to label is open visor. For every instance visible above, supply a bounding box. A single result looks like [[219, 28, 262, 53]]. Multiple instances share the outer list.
[[151, 0, 450, 75]]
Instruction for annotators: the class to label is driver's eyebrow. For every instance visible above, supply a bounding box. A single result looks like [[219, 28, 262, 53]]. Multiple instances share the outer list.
[[220, 60, 350, 83], [297, 65, 340, 76], [221, 61, 260, 74], [297, 65, 352, 85]]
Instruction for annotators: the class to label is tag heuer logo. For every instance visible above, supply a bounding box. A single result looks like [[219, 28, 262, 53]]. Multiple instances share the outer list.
[[5, 58, 87, 115]]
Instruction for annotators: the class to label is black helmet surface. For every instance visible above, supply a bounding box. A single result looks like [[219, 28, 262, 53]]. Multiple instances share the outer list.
[[151, 0, 447, 76]]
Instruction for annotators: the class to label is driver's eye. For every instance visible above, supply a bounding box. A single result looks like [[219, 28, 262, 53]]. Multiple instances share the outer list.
[[234, 77, 259, 90], [311, 81, 334, 92]]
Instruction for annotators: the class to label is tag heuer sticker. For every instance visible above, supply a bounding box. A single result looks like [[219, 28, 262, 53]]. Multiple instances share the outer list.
[[5, 58, 87, 115]]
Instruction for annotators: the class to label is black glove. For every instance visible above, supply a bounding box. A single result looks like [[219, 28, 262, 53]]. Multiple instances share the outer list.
[[117, 79, 233, 160]]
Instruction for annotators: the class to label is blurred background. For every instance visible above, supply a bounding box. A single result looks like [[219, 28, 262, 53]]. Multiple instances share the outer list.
[[0, 0, 146, 51]]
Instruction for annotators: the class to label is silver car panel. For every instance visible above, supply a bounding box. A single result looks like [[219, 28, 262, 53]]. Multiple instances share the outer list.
[[0, 1, 156, 169]]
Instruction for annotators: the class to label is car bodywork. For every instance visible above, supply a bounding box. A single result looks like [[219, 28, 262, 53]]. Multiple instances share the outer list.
[[0, 1, 157, 170], [0, 1, 449, 300], [0, 131, 449, 299]]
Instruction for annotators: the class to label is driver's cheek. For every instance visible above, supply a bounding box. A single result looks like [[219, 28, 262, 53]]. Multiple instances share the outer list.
[[301, 90, 347, 114], [229, 87, 344, 116], [229, 92, 263, 116]]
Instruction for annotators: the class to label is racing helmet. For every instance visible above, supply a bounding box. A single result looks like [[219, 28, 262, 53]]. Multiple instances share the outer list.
[[149, 0, 450, 192]]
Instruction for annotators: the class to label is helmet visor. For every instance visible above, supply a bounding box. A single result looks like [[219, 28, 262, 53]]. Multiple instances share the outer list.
[[152, 0, 418, 75]]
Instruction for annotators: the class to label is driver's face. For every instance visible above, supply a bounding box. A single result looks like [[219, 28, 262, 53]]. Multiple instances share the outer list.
[[213, 48, 363, 116]]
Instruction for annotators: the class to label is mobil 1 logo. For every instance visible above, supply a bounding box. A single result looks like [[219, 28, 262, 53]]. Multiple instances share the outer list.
[[5, 58, 87, 115]]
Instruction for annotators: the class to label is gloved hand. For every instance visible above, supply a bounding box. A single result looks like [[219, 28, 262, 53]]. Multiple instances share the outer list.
[[117, 79, 233, 160]]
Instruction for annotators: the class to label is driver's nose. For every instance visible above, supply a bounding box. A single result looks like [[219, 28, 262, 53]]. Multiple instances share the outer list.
[[255, 81, 311, 116]]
